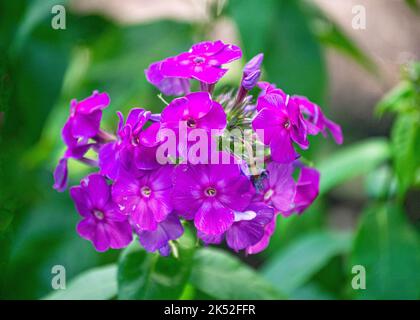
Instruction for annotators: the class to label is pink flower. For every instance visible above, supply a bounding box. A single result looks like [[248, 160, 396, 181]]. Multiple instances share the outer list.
[[160, 40, 242, 84]]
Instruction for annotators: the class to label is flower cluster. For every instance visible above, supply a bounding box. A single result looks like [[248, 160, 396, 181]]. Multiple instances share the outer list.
[[54, 40, 342, 255]]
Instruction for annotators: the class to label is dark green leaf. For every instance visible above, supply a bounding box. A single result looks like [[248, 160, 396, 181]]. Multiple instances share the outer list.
[[190, 248, 284, 299], [118, 230, 195, 300], [230, 0, 326, 103], [43, 264, 117, 300], [318, 138, 391, 195], [262, 231, 352, 295], [350, 203, 420, 299]]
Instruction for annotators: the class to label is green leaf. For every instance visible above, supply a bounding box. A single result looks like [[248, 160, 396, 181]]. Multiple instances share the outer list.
[[376, 81, 415, 116], [350, 203, 420, 299], [318, 138, 391, 195], [43, 264, 117, 300], [262, 231, 352, 295], [230, 0, 326, 103], [190, 248, 284, 299], [117, 230, 195, 300], [391, 113, 420, 198]]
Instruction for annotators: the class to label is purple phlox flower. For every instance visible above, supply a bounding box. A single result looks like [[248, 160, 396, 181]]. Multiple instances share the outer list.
[[99, 108, 163, 179], [252, 87, 308, 163], [292, 96, 343, 145], [172, 152, 255, 235], [134, 213, 183, 256], [291, 166, 320, 214], [159, 91, 227, 160], [258, 161, 296, 216], [145, 60, 190, 96], [62, 91, 110, 147], [54, 91, 110, 192], [112, 166, 174, 231], [160, 40, 242, 84], [69, 173, 133, 252], [241, 53, 264, 91], [198, 200, 274, 252]]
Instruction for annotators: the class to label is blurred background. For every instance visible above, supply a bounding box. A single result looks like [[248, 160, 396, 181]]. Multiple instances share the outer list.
[[0, 0, 419, 300]]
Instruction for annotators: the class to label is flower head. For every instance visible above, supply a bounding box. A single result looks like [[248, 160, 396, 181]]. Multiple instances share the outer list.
[[70, 173, 132, 252], [160, 40, 242, 84]]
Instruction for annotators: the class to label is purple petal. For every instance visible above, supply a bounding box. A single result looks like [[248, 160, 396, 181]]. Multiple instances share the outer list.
[[293, 167, 320, 214], [53, 158, 68, 192], [81, 173, 110, 209], [194, 201, 234, 235], [269, 130, 299, 163], [70, 185, 92, 217], [71, 110, 102, 139], [76, 91, 110, 114], [136, 214, 183, 253]]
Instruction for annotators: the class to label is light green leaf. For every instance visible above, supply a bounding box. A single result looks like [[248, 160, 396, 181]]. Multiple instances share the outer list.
[[262, 231, 352, 295], [391, 113, 420, 198], [318, 138, 391, 195], [376, 81, 415, 116], [190, 248, 284, 299], [118, 230, 195, 300], [43, 264, 117, 300], [350, 203, 420, 299]]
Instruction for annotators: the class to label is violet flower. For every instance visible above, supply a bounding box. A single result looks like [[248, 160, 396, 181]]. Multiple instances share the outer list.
[[112, 166, 174, 231], [159, 92, 226, 160], [69, 173, 133, 252], [160, 40, 242, 84], [172, 153, 255, 235], [53, 91, 110, 192], [252, 84, 308, 163]]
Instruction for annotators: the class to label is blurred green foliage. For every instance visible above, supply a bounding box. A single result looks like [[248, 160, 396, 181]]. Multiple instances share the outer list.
[[0, 0, 419, 300]]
